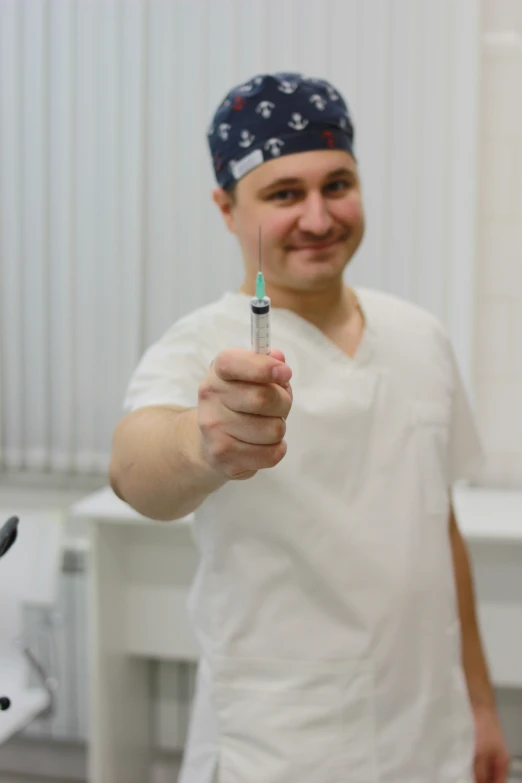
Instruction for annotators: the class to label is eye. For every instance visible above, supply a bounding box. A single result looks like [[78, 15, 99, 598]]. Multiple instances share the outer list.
[[267, 189, 301, 202], [324, 179, 352, 194]]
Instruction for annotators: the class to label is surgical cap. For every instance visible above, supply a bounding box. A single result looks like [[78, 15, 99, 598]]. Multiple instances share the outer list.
[[207, 72, 356, 191]]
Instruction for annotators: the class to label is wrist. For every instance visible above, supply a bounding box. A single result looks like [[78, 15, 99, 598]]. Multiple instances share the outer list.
[[191, 411, 229, 489], [467, 680, 496, 713], [471, 697, 496, 714]]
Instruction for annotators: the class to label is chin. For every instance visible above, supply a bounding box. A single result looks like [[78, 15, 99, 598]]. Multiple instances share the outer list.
[[285, 268, 345, 293]]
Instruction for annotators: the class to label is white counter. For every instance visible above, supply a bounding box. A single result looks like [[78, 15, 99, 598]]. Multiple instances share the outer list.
[[71, 481, 522, 537], [453, 484, 522, 544]]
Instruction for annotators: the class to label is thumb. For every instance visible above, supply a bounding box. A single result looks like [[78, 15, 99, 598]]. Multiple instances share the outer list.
[[270, 348, 286, 363]]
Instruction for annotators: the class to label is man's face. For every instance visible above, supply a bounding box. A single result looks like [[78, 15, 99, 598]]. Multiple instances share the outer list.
[[213, 149, 365, 294]]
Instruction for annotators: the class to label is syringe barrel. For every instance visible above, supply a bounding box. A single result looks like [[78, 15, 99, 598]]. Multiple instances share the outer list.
[[251, 297, 271, 354]]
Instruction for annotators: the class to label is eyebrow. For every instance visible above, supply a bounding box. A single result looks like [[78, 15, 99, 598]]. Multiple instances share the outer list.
[[258, 167, 355, 195]]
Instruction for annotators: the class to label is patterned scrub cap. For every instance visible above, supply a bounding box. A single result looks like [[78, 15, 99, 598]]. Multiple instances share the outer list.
[[207, 72, 356, 191]]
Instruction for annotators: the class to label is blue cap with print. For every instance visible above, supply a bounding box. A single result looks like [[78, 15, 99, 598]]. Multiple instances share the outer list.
[[207, 72, 356, 191]]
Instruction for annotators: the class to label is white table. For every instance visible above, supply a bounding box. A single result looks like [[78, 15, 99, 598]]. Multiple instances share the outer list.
[[71, 490, 198, 783], [71, 484, 522, 783], [453, 486, 522, 691]]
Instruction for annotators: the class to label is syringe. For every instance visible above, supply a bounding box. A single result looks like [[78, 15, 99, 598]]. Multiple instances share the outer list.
[[251, 226, 271, 354]]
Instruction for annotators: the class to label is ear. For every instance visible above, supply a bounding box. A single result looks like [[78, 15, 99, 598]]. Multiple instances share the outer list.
[[212, 187, 237, 234]]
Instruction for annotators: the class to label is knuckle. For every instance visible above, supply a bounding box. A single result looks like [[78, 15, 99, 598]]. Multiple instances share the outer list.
[[215, 348, 241, 379], [198, 406, 219, 433], [213, 352, 230, 378], [282, 393, 293, 417], [267, 440, 287, 467], [198, 380, 214, 403], [252, 386, 269, 410], [199, 418, 218, 441], [272, 418, 286, 441]]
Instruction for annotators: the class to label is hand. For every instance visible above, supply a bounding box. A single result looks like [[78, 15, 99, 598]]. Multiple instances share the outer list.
[[473, 705, 511, 783], [197, 347, 293, 481]]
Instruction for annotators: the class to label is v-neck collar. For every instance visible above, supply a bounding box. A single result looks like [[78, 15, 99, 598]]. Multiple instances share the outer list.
[[221, 287, 377, 369]]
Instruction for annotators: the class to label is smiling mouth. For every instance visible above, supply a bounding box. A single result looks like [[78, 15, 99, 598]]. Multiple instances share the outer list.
[[290, 237, 344, 252]]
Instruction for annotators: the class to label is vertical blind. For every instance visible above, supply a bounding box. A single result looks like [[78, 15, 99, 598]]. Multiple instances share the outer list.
[[0, 0, 481, 474]]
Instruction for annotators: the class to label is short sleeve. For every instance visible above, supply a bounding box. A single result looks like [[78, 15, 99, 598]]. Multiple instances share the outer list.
[[447, 340, 484, 485], [123, 323, 213, 413]]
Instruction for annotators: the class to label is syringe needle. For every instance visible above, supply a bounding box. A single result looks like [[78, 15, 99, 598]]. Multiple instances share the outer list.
[[255, 226, 265, 301], [258, 225, 262, 274]]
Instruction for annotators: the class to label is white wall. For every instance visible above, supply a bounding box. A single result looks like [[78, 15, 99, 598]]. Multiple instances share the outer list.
[[469, 1, 522, 759], [475, 1, 522, 489], [0, 0, 480, 475]]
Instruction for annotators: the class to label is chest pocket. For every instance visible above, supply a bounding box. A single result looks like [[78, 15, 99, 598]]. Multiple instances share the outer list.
[[411, 402, 451, 515]]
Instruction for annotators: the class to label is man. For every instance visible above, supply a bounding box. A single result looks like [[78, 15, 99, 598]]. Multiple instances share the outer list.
[[110, 73, 510, 782]]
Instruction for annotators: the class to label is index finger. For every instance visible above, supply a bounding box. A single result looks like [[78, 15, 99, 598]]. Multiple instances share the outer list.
[[213, 347, 292, 385]]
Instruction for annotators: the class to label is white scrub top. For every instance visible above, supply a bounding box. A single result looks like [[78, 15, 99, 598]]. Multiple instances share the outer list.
[[124, 288, 483, 783]]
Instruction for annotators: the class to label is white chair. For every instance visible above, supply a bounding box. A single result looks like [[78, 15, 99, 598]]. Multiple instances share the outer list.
[[0, 510, 64, 743]]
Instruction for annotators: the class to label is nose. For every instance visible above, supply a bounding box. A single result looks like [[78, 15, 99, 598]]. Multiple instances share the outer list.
[[298, 192, 334, 237]]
